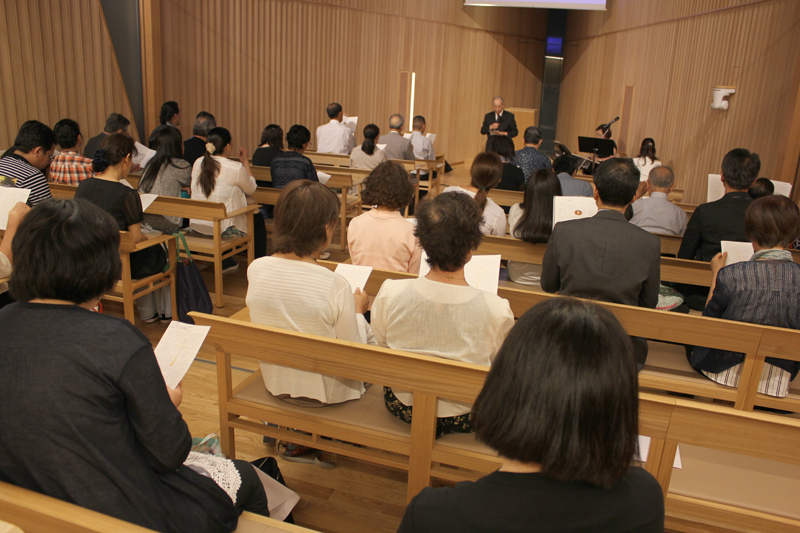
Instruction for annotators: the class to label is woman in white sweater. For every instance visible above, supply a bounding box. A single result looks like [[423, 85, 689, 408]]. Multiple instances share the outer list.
[[372, 192, 514, 438]]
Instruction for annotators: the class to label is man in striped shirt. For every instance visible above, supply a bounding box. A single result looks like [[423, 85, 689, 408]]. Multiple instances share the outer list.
[[0, 121, 55, 206], [50, 119, 93, 186]]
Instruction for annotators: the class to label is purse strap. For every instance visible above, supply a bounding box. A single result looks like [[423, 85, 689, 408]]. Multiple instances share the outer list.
[[173, 231, 194, 263]]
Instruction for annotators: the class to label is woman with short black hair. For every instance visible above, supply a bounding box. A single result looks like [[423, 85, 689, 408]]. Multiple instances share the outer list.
[[691, 195, 800, 397], [0, 198, 270, 532], [348, 162, 421, 273], [489, 135, 525, 192], [75, 133, 171, 323], [269, 125, 317, 188], [253, 124, 284, 170], [372, 192, 514, 438], [398, 297, 664, 532], [246, 180, 374, 408]]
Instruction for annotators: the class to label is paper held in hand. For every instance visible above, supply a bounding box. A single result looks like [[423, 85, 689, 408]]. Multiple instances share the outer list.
[[334, 263, 373, 293], [771, 180, 792, 197], [419, 251, 501, 295], [133, 141, 157, 168], [720, 241, 755, 266], [376, 144, 387, 152], [342, 116, 358, 132], [154, 321, 211, 389], [707, 174, 725, 202], [0, 187, 30, 230], [552, 196, 598, 228], [317, 171, 331, 185]]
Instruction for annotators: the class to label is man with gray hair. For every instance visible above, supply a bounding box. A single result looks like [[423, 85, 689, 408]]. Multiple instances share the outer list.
[[378, 114, 414, 161], [183, 111, 216, 165], [629, 166, 688, 236], [480, 96, 517, 151], [513, 126, 551, 182]]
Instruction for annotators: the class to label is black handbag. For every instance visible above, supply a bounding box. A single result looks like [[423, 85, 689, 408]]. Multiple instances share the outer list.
[[173, 232, 213, 324]]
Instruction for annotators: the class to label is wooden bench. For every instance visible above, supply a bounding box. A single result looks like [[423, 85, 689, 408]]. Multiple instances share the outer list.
[[101, 231, 178, 324], [313, 259, 800, 412], [190, 309, 676, 503], [248, 164, 363, 251], [0, 480, 312, 533], [191, 310, 800, 531]]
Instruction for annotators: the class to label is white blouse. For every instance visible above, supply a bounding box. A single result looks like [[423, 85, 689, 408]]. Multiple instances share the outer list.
[[190, 156, 256, 234], [246, 257, 374, 404], [442, 186, 507, 236], [632, 157, 662, 181], [372, 276, 514, 417]]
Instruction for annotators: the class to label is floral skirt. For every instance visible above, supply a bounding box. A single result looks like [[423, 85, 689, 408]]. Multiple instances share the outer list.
[[383, 386, 473, 439]]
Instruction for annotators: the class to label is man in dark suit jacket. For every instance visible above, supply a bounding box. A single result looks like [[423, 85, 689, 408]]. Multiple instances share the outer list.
[[182, 111, 216, 166], [84, 113, 130, 159], [541, 158, 660, 368], [480, 97, 518, 151], [676, 148, 760, 309]]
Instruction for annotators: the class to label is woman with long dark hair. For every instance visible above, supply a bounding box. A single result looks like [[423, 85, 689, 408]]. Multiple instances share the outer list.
[[139, 125, 191, 233], [350, 124, 388, 170], [190, 127, 266, 269], [442, 152, 507, 236], [632, 137, 662, 181], [507, 168, 562, 287]]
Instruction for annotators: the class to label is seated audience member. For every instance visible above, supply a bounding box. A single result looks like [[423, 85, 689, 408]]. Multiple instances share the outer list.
[[507, 169, 562, 287], [184, 111, 216, 166], [409, 115, 435, 181], [150, 100, 181, 141], [0, 198, 270, 532], [84, 113, 130, 158], [443, 152, 506, 236], [372, 192, 514, 438], [138, 125, 192, 233], [512, 126, 551, 182], [629, 166, 688, 236], [398, 298, 664, 532], [315, 102, 354, 155], [631, 137, 662, 181], [490, 135, 525, 192], [748, 177, 774, 199], [0, 120, 55, 206], [0, 202, 29, 308], [378, 114, 414, 161], [76, 134, 172, 323], [541, 158, 660, 368], [270, 125, 317, 189], [247, 180, 373, 406], [50, 119, 94, 185], [677, 148, 759, 309], [253, 124, 284, 172], [350, 124, 387, 170], [191, 127, 266, 268], [348, 162, 421, 273], [679, 148, 760, 262], [553, 154, 592, 197], [690, 195, 800, 397]]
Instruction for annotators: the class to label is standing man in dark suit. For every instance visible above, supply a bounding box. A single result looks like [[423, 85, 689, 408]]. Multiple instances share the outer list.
[[183, 111, 216, 166], [541, 158, 660, 369], [480, 97, 518, 151]]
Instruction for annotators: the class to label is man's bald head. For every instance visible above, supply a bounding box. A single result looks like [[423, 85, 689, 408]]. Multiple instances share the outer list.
[[389, 114, 404, 131], [648, 166, 675, 191], [492, 97, 504, 114]]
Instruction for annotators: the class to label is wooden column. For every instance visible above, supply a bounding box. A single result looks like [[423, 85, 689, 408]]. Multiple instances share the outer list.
[[139, 0, 162, 141], [780, 70, 800, 203]]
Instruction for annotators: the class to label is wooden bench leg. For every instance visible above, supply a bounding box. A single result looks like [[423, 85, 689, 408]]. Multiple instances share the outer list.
[[654, 439, 679, 499], [340, 189, 347, 251], [407, 393, 437, 503], [121, 255, 135, 324], [217, 349, 236, 458], [168, 238, 178, 320]]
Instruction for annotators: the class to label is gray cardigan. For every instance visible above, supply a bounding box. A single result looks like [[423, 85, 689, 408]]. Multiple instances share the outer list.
[[139, 158, 192, 233]]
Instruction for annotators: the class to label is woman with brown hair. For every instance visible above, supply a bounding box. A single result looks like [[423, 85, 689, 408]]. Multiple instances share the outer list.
[[348, 161, 421, 273], [442, 152, 507, 235]]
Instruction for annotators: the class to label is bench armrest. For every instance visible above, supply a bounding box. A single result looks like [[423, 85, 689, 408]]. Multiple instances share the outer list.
[[225, 204, 261, 219], [131, 234, 174, 253]]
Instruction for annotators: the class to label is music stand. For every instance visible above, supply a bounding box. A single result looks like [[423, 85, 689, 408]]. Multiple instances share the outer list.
[[578, 136, 616, 173]]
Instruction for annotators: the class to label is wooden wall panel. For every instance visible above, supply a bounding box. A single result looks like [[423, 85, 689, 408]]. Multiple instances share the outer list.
[[159, 0, 546, 164], [0, 0, 138, 147], [557, 0, 800, 205]]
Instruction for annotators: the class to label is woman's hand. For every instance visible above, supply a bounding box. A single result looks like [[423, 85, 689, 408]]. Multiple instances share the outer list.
[[6, 202, 30, 230], [354, 288, 369, 314], [167, 382, 183, 408], [710, 252, 728, 274], [237, 147, 249, 162]]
